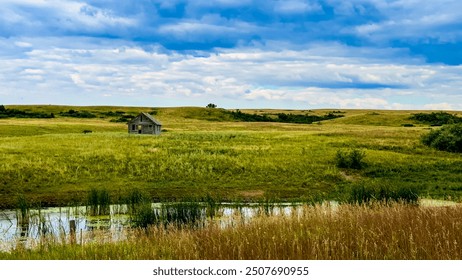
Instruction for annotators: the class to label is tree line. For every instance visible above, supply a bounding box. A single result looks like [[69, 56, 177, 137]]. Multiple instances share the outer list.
[[228, 110, 344, 124], [0, 105, 54, 119]]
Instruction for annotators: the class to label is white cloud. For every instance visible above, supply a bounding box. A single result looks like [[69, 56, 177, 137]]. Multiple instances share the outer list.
[[346, 0, 462, 43], [14, 41, 33, 48], [273, 0, 322, 15], [186, 0, 253, 9], [0, 0, 136, 37], [423, 103, 455, 110], [156, 15, 260, 42], [1, 36, 462, 109]]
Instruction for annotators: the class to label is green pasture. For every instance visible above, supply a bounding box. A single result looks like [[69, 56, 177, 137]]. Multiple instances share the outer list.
[[0, 105, 461, 208]]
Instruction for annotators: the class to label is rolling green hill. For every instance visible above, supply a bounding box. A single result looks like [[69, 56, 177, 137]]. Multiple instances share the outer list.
[[0, 105, 461, 209]]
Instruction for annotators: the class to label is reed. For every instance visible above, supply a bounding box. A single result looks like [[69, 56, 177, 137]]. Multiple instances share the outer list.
[[125, 188, 148, 214], [176, 203, 462, 260], [202, 194, 220, 219], [131, 201, 205, 228], [255, 197, 276, 216], [16, 195, 30, 224], [161, 202, 205, 228], [3, 203, 462, 260], [346, 182, 419, 205], [131, 203, 161, 228], [87, 188, 111, 216]]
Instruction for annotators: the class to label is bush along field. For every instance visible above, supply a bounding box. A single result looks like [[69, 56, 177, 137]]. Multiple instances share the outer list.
[[422, 123, 462, 153]]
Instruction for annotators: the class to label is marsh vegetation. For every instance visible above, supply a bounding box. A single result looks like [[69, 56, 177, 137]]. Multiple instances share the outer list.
[[2, 201, 462, 260]]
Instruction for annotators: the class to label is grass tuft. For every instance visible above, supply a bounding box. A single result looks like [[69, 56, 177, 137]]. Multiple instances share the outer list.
[[345, 182, 419, 205], [132, 201, 205, 229], [87, 188, 111, 216], [335, 149, 366, 170]]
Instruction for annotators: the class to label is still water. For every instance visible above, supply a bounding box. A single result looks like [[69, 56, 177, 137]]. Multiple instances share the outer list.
[[0, 199, 456, 252], [0, 202, 309, 252]]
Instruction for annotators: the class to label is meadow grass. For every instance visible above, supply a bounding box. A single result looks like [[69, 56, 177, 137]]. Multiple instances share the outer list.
[[2, 203, 462, 260], [1, 106, 462, 208]]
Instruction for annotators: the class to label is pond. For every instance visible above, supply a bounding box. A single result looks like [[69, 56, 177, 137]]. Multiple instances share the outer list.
[[0, 202, 313, 252], [0, 199, 457, 252]]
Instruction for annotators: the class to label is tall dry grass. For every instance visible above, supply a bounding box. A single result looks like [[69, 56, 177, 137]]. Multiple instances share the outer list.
[[3, 203, 462, 260], [189, 203, 462, 260]]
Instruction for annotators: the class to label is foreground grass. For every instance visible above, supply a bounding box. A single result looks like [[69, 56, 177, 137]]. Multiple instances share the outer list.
[[2, 203, 462, 260]]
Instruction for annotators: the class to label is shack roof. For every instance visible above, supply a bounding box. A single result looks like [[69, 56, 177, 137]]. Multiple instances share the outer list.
[[129, 112, 162, 125]]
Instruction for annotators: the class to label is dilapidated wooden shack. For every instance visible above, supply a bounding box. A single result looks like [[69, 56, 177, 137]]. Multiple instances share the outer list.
[[128, 112, 162, 135]]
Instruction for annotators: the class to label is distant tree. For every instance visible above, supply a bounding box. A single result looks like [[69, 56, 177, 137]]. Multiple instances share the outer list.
[[410, 112, 462, 126], [0, 105, 5, 111], [206, 103, 217, 108]]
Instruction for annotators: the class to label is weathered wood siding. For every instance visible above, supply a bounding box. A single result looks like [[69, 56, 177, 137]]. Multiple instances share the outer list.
[[128, 113, 162, 135]]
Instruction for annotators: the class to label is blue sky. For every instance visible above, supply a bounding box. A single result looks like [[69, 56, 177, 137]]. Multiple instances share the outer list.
[[1, 0, 462, 109]]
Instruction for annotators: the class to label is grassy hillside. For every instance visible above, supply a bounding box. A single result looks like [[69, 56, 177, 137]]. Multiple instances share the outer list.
[[1, 105, 461, 209]]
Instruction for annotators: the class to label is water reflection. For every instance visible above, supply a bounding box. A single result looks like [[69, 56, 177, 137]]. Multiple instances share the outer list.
[[0, 203, 303, 251], [0, 199, 453, 252]]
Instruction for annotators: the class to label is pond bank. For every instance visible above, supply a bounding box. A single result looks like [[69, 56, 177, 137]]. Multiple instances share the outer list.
[[1, 199, 460, 253], [2, 201, 462, 259]]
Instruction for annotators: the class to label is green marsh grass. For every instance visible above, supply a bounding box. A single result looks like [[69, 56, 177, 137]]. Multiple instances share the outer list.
[[131, 203, 162, 228], [132, 201, 205, 229], [345, 182, 419, 205], [16, 195, 30, 224], [202, 194, 220, 219], [125, 188, 148, 214], [87, 188, 111, 216]]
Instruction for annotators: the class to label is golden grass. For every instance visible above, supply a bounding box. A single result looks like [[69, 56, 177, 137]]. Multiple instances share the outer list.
[[3, 203, 462, 260], [189, 204, 462, 260]]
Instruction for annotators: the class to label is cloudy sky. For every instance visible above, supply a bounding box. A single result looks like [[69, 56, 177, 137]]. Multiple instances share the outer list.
[[1, 0, 462, 109]]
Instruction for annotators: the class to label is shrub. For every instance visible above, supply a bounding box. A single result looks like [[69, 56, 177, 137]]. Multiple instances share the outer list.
[[410, 112, 462, 126], [335, 149, 366, 169], [0, 106, 54, 118], [346, 182, 419, 205], [422, 123, 462, 153], [60, 110, 96, 118], [228, 110, 343, 124]]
